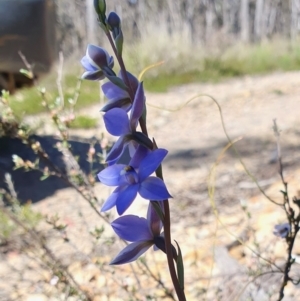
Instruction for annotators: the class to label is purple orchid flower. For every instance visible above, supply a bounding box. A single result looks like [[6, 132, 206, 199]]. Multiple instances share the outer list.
[[81, 44, 114, 80], [101, 71, 139, 112], [273, 223, 290, 238], [103, 82, 151, 165], [98, 148, 171, 215], [110, 203, 164, 265]]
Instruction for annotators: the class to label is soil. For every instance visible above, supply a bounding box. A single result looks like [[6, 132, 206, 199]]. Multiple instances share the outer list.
[[1, 71, 300, 301]]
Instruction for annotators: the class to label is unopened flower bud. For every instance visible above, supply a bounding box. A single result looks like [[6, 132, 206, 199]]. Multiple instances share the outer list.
[[31, 141, 41, 152], [12, 155, 24, 167], [17, 129, 24, 137], [50, 275, 59, 286], [69, 113, 75, 121], [107, 12, 121, 29], [107, 12, 122, 54], [25, 160, 34, 169], [51, 110, 58, 118], [94, 0, 106, 21], [100, 137, 108, 149]]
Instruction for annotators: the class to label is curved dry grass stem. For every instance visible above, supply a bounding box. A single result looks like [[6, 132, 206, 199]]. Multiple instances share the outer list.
[[204, 95, 283, 269], [148, 93, 281, 206], [209, 95, 282, 206], [234, 270, 283, 301], [205, 138, 241, 299], [138, 61, 165, 81], [207, 136, 282, 267], [149, 93, 283, 270]]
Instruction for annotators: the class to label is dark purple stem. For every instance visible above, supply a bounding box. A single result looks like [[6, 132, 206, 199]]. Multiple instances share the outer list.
[[106, 32, 134, 100], [163, 200, 186, 301]]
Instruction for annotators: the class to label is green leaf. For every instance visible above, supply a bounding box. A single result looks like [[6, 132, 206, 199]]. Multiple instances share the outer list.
[[105, 74, 128, 91], [175, 240, 184, 291], [280, 190, 287, 196], [115, 31, 123, 56], [40, 175, 49, 181], [99, 21, 109, 33], [20, 68, 34, 79]]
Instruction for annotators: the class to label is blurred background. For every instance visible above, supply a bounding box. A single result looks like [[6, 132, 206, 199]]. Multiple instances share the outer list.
[[1, 0, 300, 94], [61, 0, 300, 54], [72, 0, 300, 91]]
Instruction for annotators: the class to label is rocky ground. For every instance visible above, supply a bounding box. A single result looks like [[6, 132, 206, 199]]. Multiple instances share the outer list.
[[1, 71, 300, 300]]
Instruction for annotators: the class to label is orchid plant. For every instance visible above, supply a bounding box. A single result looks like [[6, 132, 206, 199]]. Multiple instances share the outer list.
[[81, 1, 186, 300]]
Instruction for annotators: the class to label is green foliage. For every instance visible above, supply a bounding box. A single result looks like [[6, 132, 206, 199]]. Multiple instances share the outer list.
[[145, 42, 300, 92], [9, 88, 44, 117], [0, 203, 42, 243], [69, 115, 98, 129], [0, 188, 42, 243], [130, 38, 300, 92], [9, 73, 100, 118], [0, 211, 15, 242], [18, 203, 43, 228]]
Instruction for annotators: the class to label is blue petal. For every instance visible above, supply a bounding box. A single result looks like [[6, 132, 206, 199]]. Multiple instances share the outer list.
[[108, 56, 114, 68], [116, 184, 139, 215], [87, 44, 112, 69], [138, 149, 168, 181], [103, 108, 130, 136], [101, 187, 119, 212], [128, 141, 138, 158], [153, 231, 165, 251], [130, 82, 145, 130], [111, 215, 153, 241], [102, 82, 129, 102], [106, 136, 127, 165], [139, 177, 172, 200], [110, 241, 152, 265], [101, 99, 132, 112], [119, 71, 139, 94], [81, 70, 105, 81], [81, 56, 97, 72], [97, 164, 126, 186], [129, 145, 149, 169]]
